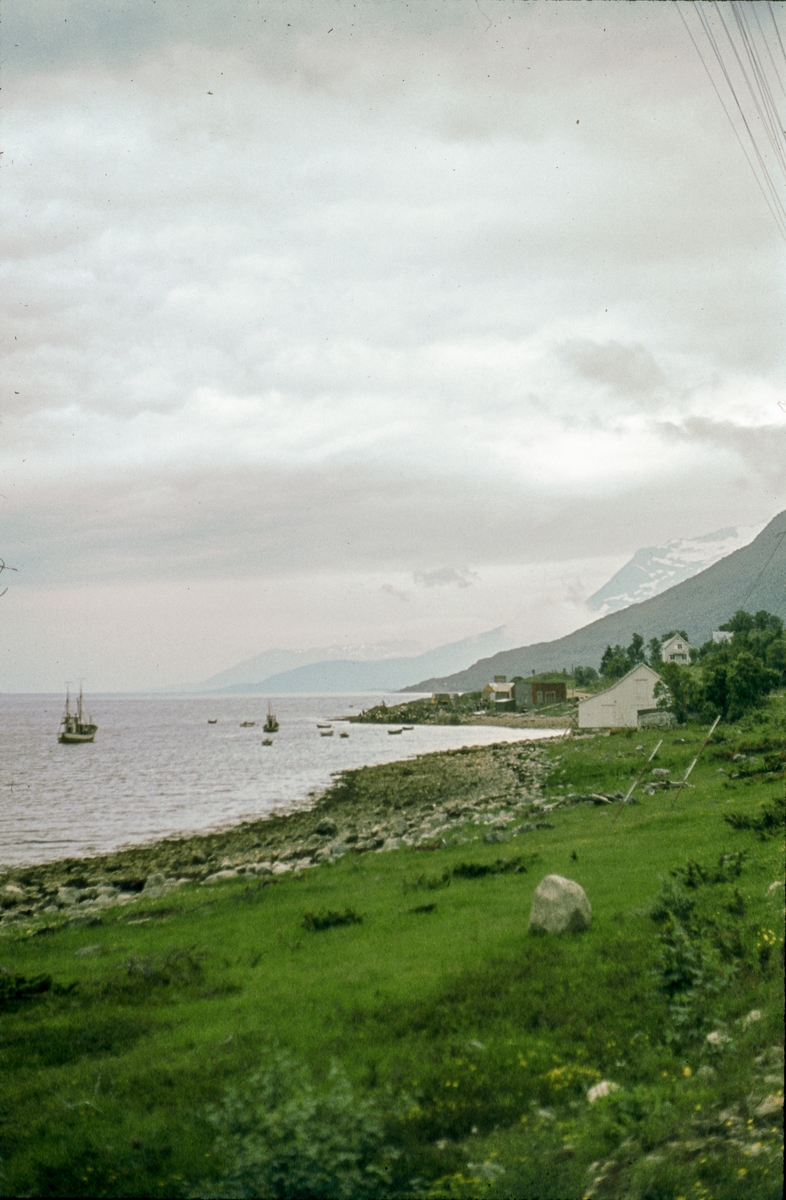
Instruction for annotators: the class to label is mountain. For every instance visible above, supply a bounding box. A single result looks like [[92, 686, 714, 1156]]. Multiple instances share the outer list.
[[207, 627, 512, 694], [198, 641, 422, 691], [404, 509, 786, 693], [586, 521, 767, 616]]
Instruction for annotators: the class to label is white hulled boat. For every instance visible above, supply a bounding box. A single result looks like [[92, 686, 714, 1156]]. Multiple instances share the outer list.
[[58, 686, 98, 744]]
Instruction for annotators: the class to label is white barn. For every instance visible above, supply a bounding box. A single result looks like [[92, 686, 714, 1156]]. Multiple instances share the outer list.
[[578, 663, 663, 729]]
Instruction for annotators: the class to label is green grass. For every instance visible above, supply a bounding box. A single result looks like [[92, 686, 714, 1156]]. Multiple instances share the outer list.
[[0, 699, 783, 1198]]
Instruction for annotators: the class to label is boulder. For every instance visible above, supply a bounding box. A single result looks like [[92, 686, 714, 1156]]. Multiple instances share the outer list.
[[315, 817, 338, 837], [528, 875, 592, 934]]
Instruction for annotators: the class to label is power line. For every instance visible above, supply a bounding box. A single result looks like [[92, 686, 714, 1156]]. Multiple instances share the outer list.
[[679, 1, 786, 242]]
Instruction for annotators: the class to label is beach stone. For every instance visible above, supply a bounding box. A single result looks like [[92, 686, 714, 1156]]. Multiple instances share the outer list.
[[57, 887, 80, 906], [378, 837, 403, 852], [202, 869, 238, 885], [271, 862, 291, 875], [4, 884, 25, 897], [529, 875, 592, 934], [391, 818, 409, 836], [143, 873, 167, 891], [315, 817, 338, 837]]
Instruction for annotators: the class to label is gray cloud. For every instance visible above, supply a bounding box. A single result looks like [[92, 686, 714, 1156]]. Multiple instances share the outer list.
[[413, 566, 479, 590]]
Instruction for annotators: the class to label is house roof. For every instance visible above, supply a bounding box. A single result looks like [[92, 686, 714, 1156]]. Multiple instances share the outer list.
[[577, 662, 661, 707], [661, 634, 692, 653]]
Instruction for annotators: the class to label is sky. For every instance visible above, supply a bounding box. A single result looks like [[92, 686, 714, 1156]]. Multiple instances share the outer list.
[[1, 0, 785, 692]]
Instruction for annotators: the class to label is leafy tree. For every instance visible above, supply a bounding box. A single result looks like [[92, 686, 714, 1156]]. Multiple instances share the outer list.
[[628, 632, 646, 664], [726, 651, 779, 720], [655, 663, 704, 724], [647, 637, 662, 665], [600, 633, 648, 680], [573, 666, 598, 687], [600, 644, 630, 680]]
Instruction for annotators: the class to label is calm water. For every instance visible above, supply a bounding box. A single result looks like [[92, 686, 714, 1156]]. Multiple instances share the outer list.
[[0, 693, 563, 867]]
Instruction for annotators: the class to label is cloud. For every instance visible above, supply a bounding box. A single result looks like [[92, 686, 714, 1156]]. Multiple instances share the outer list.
[[413, 566, 479, 590]]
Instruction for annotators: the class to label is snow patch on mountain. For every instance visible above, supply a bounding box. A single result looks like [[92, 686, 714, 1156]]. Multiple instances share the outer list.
[[586, 521, 767, 616]]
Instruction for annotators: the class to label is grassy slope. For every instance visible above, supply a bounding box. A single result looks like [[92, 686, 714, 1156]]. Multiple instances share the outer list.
[[0, 702, 784, 1199]]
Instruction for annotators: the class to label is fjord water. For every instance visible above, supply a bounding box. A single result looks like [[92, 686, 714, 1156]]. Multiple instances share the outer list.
[[0, 693, 563, 867]]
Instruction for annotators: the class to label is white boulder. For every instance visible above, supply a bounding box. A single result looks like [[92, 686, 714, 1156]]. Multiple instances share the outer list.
[[528, 874, 592, 934]]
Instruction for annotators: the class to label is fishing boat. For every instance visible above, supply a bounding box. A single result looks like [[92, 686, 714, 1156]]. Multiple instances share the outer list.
[[263, 703, 279, 733], [402, 725, 414, 731], [57, 686, 98, 744]]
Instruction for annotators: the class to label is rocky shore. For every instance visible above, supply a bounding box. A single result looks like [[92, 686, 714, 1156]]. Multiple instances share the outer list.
[[0, 735, 579, 933]]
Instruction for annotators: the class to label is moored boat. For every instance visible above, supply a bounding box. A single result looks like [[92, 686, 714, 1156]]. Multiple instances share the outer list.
[[263, 703, 279, 733], [58, 686, 98, 744]]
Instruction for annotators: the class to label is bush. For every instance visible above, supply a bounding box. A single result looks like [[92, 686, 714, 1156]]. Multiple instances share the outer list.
[[302, 909, 363, 932], [204, 1048, 400, 1199], [723, 792, 786, 839]]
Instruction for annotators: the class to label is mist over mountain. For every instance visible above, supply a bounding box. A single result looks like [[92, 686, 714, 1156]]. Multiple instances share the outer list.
[[404, 509, 786, 693], [586, 521, 766, 615], [197, 641, 423, 691], [202, 627, 511, 694]]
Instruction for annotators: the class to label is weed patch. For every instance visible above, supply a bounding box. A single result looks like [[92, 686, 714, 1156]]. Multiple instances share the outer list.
[[202, 1047, 402, 1199], [724, 791, 786, 838], [451, 856, 532, 879], [0, 969, 73, 1008], [302, 909, 363, 932]]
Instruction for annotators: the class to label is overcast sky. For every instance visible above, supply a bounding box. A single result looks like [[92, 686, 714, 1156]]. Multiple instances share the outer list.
[[1, 0, 784, 692]]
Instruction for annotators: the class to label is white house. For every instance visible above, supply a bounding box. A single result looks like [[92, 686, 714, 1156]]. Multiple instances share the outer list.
[[661, 634, 692, 663], [578, 663, 663, 729]]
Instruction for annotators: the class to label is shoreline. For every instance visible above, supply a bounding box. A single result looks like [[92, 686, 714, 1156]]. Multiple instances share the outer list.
[[0, 732, 566, 931]]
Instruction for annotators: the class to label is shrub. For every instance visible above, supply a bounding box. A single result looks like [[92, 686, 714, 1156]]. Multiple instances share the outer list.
[[723, 792, 786, 839], [203, 1048, 399, 1199], [302, 909, 363, 932]]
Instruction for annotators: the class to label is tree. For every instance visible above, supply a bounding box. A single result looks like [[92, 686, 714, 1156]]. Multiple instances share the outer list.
[[655, 662, 704, 724], [600, 644, 630, 680], [726, 652, 779, 720], [648, 637, 663, 665]]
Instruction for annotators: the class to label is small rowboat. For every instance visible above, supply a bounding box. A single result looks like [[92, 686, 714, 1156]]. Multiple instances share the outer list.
[[320, 730, 334, 737], [240, 721, 256, 727]]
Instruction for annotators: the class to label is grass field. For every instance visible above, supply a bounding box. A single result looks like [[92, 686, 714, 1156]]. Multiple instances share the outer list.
[[1, 699, 783, 1198]]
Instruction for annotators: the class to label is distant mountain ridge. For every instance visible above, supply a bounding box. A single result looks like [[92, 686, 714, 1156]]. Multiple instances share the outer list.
[[204, 627, 512, 694], [198, 640, 423, 691], [586, 521, 766, 615], [404, 509, 786, 693]]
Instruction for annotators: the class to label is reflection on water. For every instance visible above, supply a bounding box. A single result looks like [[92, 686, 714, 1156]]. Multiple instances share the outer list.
[[0, 693, 563, 866]]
